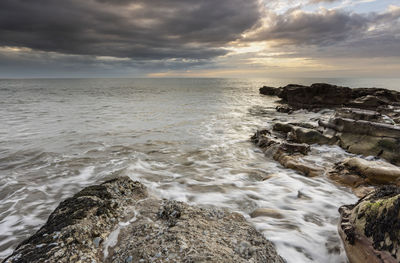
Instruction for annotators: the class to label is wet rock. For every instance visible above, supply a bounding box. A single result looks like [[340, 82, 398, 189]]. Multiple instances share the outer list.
[[275, 83, 400, 110], [351, 87, 400, 104], [259, 86, 282, 96], [3, 177, 146, 263], [252, 128, 325, 177], [348, 95, 391, 109], [250, 208, 284, 219], [330, 157, 400, 185], [335, 108, 389, 123], [319, 118, 400, 165], [278, 83, 353, 109], [109, 199, 284, 263], [338, 186, 400, 263], [274, 149, 325, 177], [273, 122, 337, 145], [328, 157, 400, 197], [4, 177, 284, 263], [319, 118, 400, 138], [276, 105, 293, 113]]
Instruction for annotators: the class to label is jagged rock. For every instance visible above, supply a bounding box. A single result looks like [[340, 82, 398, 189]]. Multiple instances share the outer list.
[[351, 88, 400, 103], [318, 118, 400, 165], [328, 157, 400, 197], [3, 176, 146, 263], [274, 149, 325, 177], [275, 105, 293, 113], [319, 118, 400, 138], [335, 108, 390, 123], [268, 83, 400, 110], [251, 129, 324, 177], [348, 95, 391, 109], [259, 86, 281, 96], [338, 186, 400, 263], [273, 122, 336, 145], [278, 83, 353, 109], [3, 177, 284, 263]]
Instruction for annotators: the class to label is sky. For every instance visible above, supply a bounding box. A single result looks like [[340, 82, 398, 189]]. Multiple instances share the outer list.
[[0, 0, 399, 78]]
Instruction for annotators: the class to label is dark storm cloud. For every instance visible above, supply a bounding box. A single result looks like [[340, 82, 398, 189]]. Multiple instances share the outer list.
[[0, 0, 261, 59], [0, 47, 214, 78]]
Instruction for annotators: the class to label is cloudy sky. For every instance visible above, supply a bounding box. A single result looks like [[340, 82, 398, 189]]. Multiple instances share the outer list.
[[0, 0, 399, 78]]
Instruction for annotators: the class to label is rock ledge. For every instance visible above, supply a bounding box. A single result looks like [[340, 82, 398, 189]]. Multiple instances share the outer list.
[[3, 177, 284, 263]]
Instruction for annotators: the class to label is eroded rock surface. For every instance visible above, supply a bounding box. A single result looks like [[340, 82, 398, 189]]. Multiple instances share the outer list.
[[328, 157, 400, 197], [3, 177, 284, 263], [251, 128, 325, 177], [259, 86, 282, 96], [272, 83, 400, 111], [338, 186, 400, 263], [318, 115, 400, 165], [278, 83, 353, 109], [254, 83, 400, 263]]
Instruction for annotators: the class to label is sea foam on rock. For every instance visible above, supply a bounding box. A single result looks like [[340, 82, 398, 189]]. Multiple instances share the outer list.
[[3, 177, 284, 263]]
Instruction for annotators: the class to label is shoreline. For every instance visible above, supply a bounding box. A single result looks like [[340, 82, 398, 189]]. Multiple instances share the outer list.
[[3, 81, 397, 262], [256, 83, 400, 262]]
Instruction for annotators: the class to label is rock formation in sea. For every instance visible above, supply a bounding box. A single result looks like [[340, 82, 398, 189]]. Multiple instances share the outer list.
[[261, 83, 400, 116], [3, 176, 284, 263], [256, 83, 400, 262]]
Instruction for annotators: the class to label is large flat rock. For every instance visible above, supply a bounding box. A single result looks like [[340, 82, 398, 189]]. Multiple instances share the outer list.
[[3, 177, 284, 263]]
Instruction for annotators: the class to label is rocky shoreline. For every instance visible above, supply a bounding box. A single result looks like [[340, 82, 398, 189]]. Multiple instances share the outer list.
[[4, 82, 400, 263], [3, 177, 284, 263], [257, 83, 400, 262]]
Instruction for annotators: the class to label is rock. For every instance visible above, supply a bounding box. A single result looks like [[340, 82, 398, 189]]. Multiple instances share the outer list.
[[276, 83, 400, 110], [319, 118, 400, 138], [107, 199, 284, 263], [278, 83, 353, 109], [338, 186, 400, 263], [259, 86, 282, 96], [352, 186, 375, 198], [3, 177, 284, 263], [276, 105, 293, 113], [250, 208, 284, 219], [3, 177, 147, 263], [279, 142, 310, 155], [342, 158, 400, 185], [273, 122, 294, 133], [336, 108, 387, 123], [328, 157, 400, 197], [274, 149, 325, 177], [318, 117, 400, 165], [348, 95, 390, 109], [351, 88, 400, 103], [252, 128, 325, 177], [273, 122, 336, 145]]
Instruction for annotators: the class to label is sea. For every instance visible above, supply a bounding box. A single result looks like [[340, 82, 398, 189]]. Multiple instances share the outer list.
[[1, 78, 399, 262]]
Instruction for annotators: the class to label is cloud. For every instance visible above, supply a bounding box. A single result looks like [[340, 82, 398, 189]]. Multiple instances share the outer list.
[[247, 8, 368, 45], [245, 6, 400, 57], [0, 0, 261, 60], [0, 0, 399, 77], [308, 0, 339, 4]]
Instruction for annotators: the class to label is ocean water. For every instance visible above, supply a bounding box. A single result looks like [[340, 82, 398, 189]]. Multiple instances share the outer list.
[[0, 78, 399, 262]]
